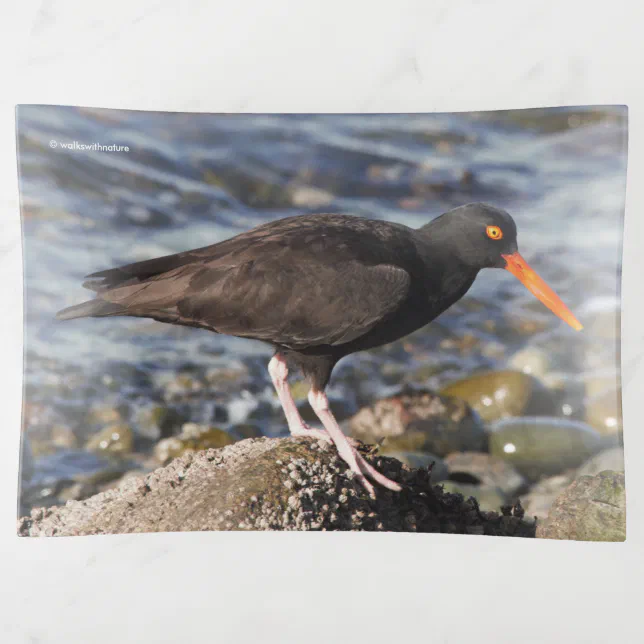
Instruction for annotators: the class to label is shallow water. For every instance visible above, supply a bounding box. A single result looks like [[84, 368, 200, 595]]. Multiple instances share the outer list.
[[16, 105, 627, 509]]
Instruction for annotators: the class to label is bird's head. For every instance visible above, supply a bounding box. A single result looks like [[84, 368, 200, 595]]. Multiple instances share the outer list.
[[426, 202, 583, 331]]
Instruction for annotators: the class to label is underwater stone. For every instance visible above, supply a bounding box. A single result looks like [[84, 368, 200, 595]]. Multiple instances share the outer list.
[[85, 423, 134, 455], [439, 481, 507, 513], [444, 451, 526, 496], [585, 387, 622, 436], [439, 370, 552, 423], [508, 346, 551, 379], [86, 405, 123, 427], [349, 388, 486, 457], [154, 423, 236, 464], [489, 416, 602, 482], [133, 404, 187, 441]]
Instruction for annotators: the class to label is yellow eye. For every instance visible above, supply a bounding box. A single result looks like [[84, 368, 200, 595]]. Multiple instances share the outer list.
[[486, 225, 503, 240]]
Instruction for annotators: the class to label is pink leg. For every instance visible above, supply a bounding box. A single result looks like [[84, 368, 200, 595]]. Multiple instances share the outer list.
[[268, 354, 330, 443], [308, 389, 402, 498]]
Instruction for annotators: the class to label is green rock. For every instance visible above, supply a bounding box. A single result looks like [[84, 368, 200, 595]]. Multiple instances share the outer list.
[[378, 450, 449, 482], [86, 423, 134, 455], [154, 423, 236, 464], [440, 481, 507, 513], [349, 388, 486, 457], [489, 417, 602, 482], [537, 471, 626, 541], [440, 370, 549, 423]]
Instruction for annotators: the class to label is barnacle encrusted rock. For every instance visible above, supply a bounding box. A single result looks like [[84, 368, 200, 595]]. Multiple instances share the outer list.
[[18, 437, 535, 537]]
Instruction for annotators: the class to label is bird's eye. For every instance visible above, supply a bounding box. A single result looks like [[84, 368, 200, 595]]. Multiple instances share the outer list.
[[486, 225, 503, 240]]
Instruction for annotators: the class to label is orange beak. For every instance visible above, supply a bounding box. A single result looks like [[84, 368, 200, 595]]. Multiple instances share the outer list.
[[502, 252, 583, 331]]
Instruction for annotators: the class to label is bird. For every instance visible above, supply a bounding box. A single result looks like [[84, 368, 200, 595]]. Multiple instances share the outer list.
[[56, 202, 582, 497]]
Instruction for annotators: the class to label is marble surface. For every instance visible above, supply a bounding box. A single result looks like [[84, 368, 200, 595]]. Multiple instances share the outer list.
[[1, 1, 644, 642]]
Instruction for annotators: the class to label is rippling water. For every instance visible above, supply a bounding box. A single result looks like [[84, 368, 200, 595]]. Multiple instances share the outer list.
[[16, 105, 627, 507]]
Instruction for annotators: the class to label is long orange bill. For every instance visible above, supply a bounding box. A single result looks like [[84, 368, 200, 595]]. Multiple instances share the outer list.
[[502, 252, 583, 331]]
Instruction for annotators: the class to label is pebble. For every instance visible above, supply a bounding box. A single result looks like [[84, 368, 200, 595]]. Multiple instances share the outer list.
[[489, 416, 602, 481]]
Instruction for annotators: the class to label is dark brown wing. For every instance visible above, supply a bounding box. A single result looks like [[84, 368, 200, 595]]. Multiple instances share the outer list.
[[96, 255, 410, 349], [68, 214, 416, 348]]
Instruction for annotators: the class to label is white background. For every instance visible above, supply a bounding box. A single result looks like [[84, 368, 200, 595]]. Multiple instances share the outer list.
[[1, 1, 643, 642]]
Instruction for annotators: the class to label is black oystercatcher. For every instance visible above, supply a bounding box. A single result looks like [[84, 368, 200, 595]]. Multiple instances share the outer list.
[[57, 203, 582, 497]]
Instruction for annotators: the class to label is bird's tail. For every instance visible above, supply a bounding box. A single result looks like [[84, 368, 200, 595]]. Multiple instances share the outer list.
[[55, 299, 125, 321]]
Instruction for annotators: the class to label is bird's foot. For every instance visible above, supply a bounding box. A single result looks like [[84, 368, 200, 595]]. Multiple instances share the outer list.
[[354, 449, 402, 495], [289, 425, 399, 496], [333, 441, 402, 498]]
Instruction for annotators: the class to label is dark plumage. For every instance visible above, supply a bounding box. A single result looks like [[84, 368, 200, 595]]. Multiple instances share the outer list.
[[57, 202, 581, 496]]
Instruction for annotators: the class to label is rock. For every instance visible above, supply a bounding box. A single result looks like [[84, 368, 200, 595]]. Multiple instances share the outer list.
[[349, 388, 486, 456], [584, 374, 618, 399], [20, 449, 130, 511], [585, 387, 622, 436], [203, 363, 252, 390], [133, 404, 187, 441], [162, 372, 206, 402], [541, 372, 586, 420], [378, 450, 449, 482], [537, 471, 626, 541], [50, 425, 78, 449], [17, 437, 536, 537], [58, 482, 99, 503], [439, 370, 554, 423], [508, 346, 551, 378], [443, 452, 526, 496], [440, 481, 507, 513], [519, 473, 574, 520], [489, 417, 602, 482], [230, 424, 265, 440], [86, 405, 122, 426], [289, 185, 334, 208], [85, 424, 134, 455], [154, 423, 236, 464], [502, 311, 550, 337], [577, 447, 625, 477]]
